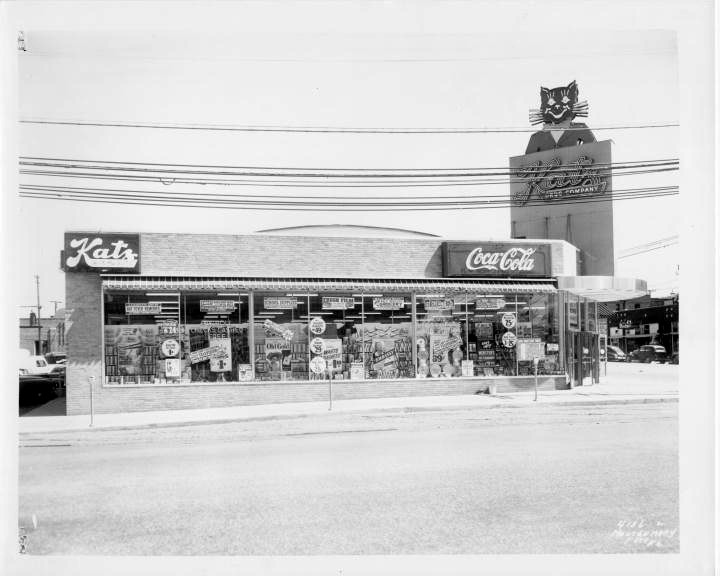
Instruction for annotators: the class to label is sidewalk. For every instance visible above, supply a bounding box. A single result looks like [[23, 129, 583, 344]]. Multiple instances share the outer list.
[[18, 363, 678, 435]]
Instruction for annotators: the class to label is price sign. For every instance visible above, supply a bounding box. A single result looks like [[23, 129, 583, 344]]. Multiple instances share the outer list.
[[310, 337, 326, 355], [161, 339, 180, 358], [310, 356, 327, 374], [501, 312, 516, 329], [502, 331, 517, 348], [309, 317, 326, 335]]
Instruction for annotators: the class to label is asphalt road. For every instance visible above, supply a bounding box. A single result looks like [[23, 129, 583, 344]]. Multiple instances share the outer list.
[[18, 401, 678, 555]]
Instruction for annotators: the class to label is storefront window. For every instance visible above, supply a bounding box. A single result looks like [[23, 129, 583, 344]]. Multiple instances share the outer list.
[[181, 292, 249, 383], [253, 291, 309, 381], [102, 288, 560, 384], [416, 293, 466, 378], [103, 291, 179, 384], [356, 293, 414, 379], [307, 293, 360, 381]]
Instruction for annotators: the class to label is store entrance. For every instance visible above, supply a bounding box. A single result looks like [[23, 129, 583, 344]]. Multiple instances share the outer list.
[[571, 332, 598, 387]]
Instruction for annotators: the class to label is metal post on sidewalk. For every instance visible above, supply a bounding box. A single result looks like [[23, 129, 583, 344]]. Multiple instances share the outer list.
[[328, 369, 332, 411], [88, 375, 95, 427], [533, 357, 539, 402]]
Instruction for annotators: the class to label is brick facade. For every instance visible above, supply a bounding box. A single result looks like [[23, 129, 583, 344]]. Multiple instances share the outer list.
[[64, 232, 576, 415]]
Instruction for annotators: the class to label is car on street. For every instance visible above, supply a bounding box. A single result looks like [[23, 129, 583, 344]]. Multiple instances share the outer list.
[[605, 345, 627, 362], [19, 369, 58, 405], [628, 344, 668, 363]]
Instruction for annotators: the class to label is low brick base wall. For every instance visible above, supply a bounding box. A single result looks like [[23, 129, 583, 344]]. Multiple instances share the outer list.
[[66, 374, 569, 415]]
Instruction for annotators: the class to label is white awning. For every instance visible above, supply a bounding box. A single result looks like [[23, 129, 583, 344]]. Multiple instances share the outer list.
[[557, 276, 647, 301], [101, 276, 558, 294]]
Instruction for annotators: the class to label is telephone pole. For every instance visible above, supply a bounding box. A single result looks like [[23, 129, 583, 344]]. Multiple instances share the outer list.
[[36, 275, 42, 354], [50, 300, 63, 316]]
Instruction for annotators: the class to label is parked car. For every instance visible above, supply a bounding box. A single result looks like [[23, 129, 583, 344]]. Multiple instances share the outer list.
[[628, 345, 668, 363], [669, 351, 679, 364], [19, 369, 57, 405], [19, 354, 54, 376], [605, 345, 627, 362], [44, 352, 67, 365]]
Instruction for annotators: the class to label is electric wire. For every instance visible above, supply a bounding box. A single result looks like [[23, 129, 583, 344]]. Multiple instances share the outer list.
[[18, 166, 678, 188], [19, 118, 680, 134], [18, 183, 678, 203]]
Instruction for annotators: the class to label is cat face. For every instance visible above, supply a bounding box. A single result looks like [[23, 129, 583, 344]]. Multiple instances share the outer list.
[[540, 80, 579, 124]]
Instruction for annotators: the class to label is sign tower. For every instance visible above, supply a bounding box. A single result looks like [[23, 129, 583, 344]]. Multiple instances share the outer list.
[[510, 80, 614, 275]]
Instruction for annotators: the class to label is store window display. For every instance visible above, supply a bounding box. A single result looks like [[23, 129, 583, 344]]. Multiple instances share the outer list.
[[253, 291, 309, 381]]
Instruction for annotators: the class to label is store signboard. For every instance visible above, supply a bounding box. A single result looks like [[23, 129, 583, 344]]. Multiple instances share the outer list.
[[442, 242, 551, 277], [164, 359, 181, 378], [476, 297, 506, 310], [517, 338, 545, 361], [158, 319, 179, 336], [125, 303, 162, 315], [373, 297, 405, 310], [322, 297, 355, 310], [510, 142, 611, 206], [597, 318, 608, 335], [189, 345, 227, 364], [567, 299, 579, 331], [200, 300, 236, 313], [350, 361, 365, 380], [424, 298, 455, 311], [63, 232, 140, 273], [264, 297, 298, 309]]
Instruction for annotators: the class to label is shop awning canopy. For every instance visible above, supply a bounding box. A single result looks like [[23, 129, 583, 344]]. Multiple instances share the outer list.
[[101, 276, 557, 294], [556, 276, 647, 302]]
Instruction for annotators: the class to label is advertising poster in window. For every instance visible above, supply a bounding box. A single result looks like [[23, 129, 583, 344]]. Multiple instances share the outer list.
[[104, 325, 158, 380], [208, 325, 232, 372], [265, 337, 292, 372]]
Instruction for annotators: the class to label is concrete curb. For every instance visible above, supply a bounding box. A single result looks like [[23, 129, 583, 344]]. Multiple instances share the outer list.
[[18, 395, 678, 436]]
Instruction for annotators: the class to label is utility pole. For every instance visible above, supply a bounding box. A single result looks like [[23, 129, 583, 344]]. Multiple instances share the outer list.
[[50, 300, 63, 316], [36, 275, 42, 354]]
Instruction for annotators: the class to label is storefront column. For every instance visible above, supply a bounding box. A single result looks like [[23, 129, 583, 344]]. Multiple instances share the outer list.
[[248, 291, 255, 379], [100, 282, 106, 386], [411, 292, 417, 376], [558, 291, 566, 372]]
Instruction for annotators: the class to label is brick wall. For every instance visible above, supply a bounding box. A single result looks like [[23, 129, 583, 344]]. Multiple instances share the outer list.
[[65, 273, 103, 415], [68, 375, 568, 415], [137, 233, 576, 278]]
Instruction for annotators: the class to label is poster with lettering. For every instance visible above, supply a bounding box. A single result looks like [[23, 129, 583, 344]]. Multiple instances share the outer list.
[[209, 325, 232, 372], [104, 325, 158, 378], [322, 339, 343, 371]]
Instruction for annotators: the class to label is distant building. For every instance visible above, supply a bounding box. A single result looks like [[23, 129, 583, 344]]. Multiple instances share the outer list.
[[19, 309, 67, 355], [604, 294, 679, 354]]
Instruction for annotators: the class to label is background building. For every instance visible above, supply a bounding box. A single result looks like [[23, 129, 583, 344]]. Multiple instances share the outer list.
[[606, 294, 679, 355], [18, 309, 66, 355]]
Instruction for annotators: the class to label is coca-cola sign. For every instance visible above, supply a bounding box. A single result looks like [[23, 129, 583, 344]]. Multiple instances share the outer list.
[[442, 242, 551, 278], [63, 233, 140, 273]]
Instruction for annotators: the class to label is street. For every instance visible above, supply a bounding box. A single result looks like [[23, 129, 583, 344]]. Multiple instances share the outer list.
[[19, 399, 678, 555]]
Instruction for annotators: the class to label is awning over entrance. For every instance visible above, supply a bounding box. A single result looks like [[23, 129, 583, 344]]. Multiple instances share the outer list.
[[101, 276, 558, 294], [556, 276, 647, 302]]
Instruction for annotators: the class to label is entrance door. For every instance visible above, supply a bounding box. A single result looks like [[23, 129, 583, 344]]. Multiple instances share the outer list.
[[572, 333, 593, 387]]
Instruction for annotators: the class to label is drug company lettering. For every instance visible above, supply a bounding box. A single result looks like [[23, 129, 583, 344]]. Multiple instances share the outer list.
[[465, 247, 537, 272], [513, 155, 607, 206]]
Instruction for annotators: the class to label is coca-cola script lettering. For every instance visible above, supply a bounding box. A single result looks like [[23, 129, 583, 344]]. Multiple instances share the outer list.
[[465, 247, 537, 272], [443, 241, 551, 278]]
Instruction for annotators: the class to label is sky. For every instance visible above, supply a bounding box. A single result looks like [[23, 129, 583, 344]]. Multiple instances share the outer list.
[[11, 14, 683, 317]]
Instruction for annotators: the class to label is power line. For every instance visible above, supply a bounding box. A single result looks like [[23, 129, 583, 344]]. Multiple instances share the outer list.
[[20, 184, 678, 211], [19, 118, 680, 134], [19, 183, 678, 203], [18, 166, 679, 189], [20, 155, 679, 172], [617, 235, 679, 255], [616, 241, 679, 259]]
